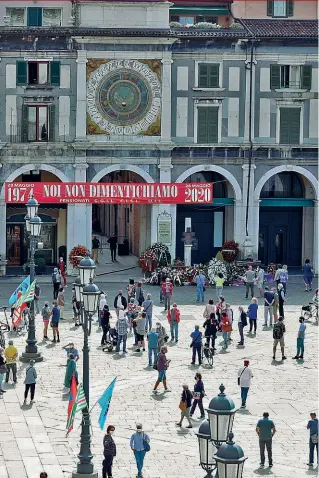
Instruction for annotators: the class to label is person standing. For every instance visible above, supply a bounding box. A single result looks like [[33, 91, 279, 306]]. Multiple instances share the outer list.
[[64, 354, 78, 389], [293, 317, 306, 360], [41, 301, 51, 340], [167, 303, 180, 343], [176, 384, 193, 428], [107, 233, 117, 262], [256, 266, 265, 297], [244, 266, 255, 299], [130, 424, 150, 478], [256, 412, 276, 468], [142, 294, 153, 332], [23, 359, 37, 405], [147, 328, 158, 367], [0, 348, 7, 394], [190, 325, 202, 365], [103, 425, 116, 478], [136, 312, 147, 352], [221, 313, 232, 349], [237, 306, 247, 345], [52, 268, 61, 300], [279, 265, 288, 294], [126, 279, 136, 303], [203, 312, 218, 349], [135, 282, 145, 307], [274, 264, 282, 288], [58, 257, 67, 286], [195, 270, 206, 303], [214, 273, 225, 299], [248, 297, 258, 334], [203, 299, 216, 321], [303, 259, 313, 292], [307, 412, 318, 467], [153, 346, 170, 393], [5, 340, 18, 384], [98, 293, 107, 326], [272, 316, 286, 360], [51, 300, 60, 343], [113, 290, 127, 318], [237, 360, 253, 408], [92, 236, 100, 263], [190, 373, 205, 419], [115, 310, 129, 354], [278, 283, 285, 318], [101, 305, 111, 346], [155, 322, 167, 352], [263, 286, 274, 327], [162, 278, 173, 311], [34, 283, 41, 315], [63, 343, 80, 362], [272, 287, 279, 322], [57, 287, 65, 320]]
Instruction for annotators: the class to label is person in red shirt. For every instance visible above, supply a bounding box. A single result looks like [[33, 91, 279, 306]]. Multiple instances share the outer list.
[[221, 312, 232, 350], [58, 257, 67, 286], [167, 303, 181, 343], [161, 278, 174, 311]]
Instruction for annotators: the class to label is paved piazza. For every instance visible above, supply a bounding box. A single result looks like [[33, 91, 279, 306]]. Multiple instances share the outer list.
[[0, 282, 318, 478]]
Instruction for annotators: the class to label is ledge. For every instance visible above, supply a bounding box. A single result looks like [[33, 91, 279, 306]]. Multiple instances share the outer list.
[[193, 87, 226, 92]]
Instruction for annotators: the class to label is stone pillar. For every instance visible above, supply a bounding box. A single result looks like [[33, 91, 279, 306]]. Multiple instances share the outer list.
[[233, 199, 246, 252], [0, 198, 7, 275], [242, 163, 258, 258], [313, 200, 318, 274], [161, 57, 173, 142], [75, 50, 88, 140]]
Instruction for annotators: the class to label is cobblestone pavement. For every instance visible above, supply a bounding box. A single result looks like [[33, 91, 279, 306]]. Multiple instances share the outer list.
[[0, 301, 318, 478]]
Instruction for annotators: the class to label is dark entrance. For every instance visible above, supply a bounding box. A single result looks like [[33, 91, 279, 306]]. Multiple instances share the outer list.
[[259, 207, 302, 266]]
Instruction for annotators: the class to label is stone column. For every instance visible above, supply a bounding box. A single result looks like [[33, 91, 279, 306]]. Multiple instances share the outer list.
[[0, 198, 7, 275], [161, 57, 173, 142], [313, 200, 318, 274], [242, 163, 258, 258], [76, 50, 88, 140]]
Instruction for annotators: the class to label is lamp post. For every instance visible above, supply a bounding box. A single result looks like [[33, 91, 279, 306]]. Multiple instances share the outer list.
[[196, 384, 247, 478], [72, 254, 100, 478], [21, 197, 43, 363]]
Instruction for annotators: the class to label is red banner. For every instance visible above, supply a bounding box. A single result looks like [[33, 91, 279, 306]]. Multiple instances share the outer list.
[[5, 182, 213, 205]]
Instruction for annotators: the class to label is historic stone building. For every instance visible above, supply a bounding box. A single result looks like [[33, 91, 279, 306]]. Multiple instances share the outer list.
[[0, 0, 317, 273]]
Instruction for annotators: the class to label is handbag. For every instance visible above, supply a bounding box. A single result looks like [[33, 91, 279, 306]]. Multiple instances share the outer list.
[[237, 366, 247, 386], [143, 433, 150, 452], [311, 434, 318, 444], [179, 401, 187, 413], [164, 335, 169, 343]]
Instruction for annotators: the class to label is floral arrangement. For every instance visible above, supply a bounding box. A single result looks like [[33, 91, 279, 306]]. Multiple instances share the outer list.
[[169, 21, 242, 29], [208, 259, 228, 285], [221, 240, 239, 263], [139, 243, 171, 272], [69, 245, 89, 267]]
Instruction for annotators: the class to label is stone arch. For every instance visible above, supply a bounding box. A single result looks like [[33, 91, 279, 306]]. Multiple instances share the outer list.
[[0, 163, 70, 199], [175, 165, 242, 201], [254, 165, 318, 200], [91, 164, 155, 183]]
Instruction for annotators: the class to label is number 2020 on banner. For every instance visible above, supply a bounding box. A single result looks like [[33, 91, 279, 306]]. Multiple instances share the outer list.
[[184, 187, 211, 203]]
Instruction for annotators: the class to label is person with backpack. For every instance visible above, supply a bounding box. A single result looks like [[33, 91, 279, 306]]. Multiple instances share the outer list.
[[142, 294, 153, 332], [278, 283, 286, 318], [237, 360, 253, 408], [237, 306, 247, 345], [130, 424, 150, 478], [135, 282, 145, 307], [307, 412, 318, 467], [167, 303, 181, 343], [279, 265, 289, 294], [52, 268, 61, 300], [273, 316, 286, 361], [203, 312, 218, 349]]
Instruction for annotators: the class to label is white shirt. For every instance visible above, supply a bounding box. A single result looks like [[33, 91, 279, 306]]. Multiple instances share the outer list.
[[238, 366, 253, 387], [99, 298, 107, 310], [117, 296, 123, 308]]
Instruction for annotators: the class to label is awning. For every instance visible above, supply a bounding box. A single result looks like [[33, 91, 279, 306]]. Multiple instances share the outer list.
[[260, 199, 314, 207], [170, 6, 229, 15]]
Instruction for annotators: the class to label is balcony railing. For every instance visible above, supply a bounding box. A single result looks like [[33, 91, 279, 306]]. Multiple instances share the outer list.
[[6, 125, 51, 143]]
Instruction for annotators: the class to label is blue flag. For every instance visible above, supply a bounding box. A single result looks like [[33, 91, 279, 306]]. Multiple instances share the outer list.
[[9, 276, 30, 306], [98, 378, 116, 430]]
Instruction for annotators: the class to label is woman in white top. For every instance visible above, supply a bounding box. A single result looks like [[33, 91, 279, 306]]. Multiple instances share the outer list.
[[98, 293, 107, 326], [203, 299, 216, 319], [237, 359, 253, 408]]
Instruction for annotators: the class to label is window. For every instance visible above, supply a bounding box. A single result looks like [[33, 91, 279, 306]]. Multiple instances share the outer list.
[[197, 107, 219, 143], [179, 16, 195, 25], [279, 107, 300, 145], [198, 64, 220, 88], [6, 7, 61, 26], [267, 0, 293, 17], [16, 61, 60, 87], [27, 106, 49, 141], [261, 173, 304, 198], [197, 16, 218, 24], [270, 65, 312, 90]]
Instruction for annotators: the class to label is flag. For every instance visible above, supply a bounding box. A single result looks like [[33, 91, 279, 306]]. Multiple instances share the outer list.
[[9, 276, 30, 305], [12, 290, 28, 328], [14, 280, 36, 308], [66, 374, 78, 435], [98, 378, 116, 430], [75, 384, 88, 414]]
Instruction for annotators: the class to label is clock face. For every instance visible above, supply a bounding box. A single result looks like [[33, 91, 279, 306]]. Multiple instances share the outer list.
[[87, 60, 161, 135]]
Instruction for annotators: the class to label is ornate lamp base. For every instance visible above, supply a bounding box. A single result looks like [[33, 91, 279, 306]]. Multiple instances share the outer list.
[[71, 471, 98, 478], [20, 352, 43, 363]]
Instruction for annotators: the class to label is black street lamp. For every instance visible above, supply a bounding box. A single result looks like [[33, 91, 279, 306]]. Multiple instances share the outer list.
[[196, 384, 245, 478], [21, 197, 43, 363], [72, 257, 100, 478], [214, 432, 247, 478]]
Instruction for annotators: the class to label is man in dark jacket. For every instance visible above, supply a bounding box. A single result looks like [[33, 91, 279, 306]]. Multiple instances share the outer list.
[[108, 233, 117, 262], [92, 236, 100, 263], [114, 290, 128, 318], [273, 316, 286, 361]]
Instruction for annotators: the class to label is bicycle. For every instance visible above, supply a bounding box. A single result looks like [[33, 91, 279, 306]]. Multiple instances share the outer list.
[[201, 343, 214, 368], [0, 307, 11, 348]]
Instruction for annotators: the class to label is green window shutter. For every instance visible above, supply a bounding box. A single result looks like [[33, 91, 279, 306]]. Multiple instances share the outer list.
[[27, 7, 42, 26], [16, 61, 27, 85], [301, 65, 312, 90], [49, 105, 56, 142], [287, 0, 294, 16], [50, 61, 60, 86], [279, 108, 290, 144], [197, 107, 218, 144], [21, 105, 29, 143], [199, 64, 208, 88], [280, 108, 300, 144], [267, 0, 274, 16], [270, 65, 281, 89], [208, 64, 219, 88]]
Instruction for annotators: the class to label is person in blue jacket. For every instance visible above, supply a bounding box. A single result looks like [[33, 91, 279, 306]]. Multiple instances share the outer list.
[[248, 297, 259, 334], [147, 328, 159, 367], [190, 373, 205, 419]]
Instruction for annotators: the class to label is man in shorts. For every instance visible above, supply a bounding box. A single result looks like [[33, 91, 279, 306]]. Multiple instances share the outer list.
[[272, 316, 286, 361], [153, 346, 170, 393]]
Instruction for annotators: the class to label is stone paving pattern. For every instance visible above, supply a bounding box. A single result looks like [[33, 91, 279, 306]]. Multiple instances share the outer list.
[[0, 283, 318, 478]]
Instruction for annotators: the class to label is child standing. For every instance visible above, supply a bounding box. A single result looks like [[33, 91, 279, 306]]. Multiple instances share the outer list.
[[248, 297, 258, 334]]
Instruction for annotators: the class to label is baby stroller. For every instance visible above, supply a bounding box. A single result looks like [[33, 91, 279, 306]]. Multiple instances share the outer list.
[[102, 328, 118, 352], [302, 303, 318, 321]]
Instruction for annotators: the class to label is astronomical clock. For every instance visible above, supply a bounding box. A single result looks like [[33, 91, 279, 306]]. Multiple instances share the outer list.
[[87, 59, 162, 135]]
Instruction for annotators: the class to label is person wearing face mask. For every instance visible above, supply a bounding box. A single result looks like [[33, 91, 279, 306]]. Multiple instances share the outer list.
[[130, 424, 150, 478], [293, 316, 306, 360], [103, 425, 116, 478], [113, 290, 127, 319]]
